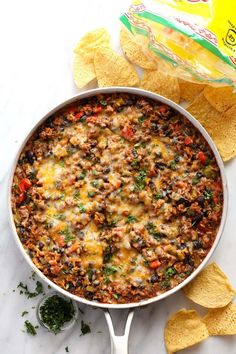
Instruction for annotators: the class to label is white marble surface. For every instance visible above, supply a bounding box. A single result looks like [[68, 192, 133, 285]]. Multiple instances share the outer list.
[[1, 1, 236, 353]]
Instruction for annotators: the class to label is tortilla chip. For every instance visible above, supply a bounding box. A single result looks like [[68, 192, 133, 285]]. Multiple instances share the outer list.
[[120, 27, 157, 70], [179, 79, 205, 103], [73, 54, 96, 88], [187, 93, 236, 161], [74, 28, 110, 61], [164, 309, 209, 354], [203, 86, 236, 112], [94, 47, 139, 87], [183, 263, 235, 308], [203, 302, 236, 336], [140, 70, 180, 103]]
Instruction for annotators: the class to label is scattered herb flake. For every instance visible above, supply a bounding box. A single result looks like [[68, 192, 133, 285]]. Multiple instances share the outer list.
[[17, 281, 44, 298], [21, 311, 29, 317], [24, 320, 37, 336], [126, 215, 137, 224], [81, 320, 91, 336], [65, 347, 69, 353]]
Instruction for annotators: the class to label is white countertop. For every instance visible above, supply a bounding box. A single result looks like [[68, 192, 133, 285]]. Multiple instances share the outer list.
[[1, 1, 236, 353]]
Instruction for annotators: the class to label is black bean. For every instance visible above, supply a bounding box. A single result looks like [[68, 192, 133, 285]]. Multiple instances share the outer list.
[[176, 197, 191, 207], [197, 196, 205, 205], [103, 167, 110, 174], [196, 171, 203, 178], [25, 151, 35, 164], [150, 122, 159, 133], [193, 240, 203, 250], [38, 241, 44, 250], [183, 254, 194, 266], [150, 274, 159, 283], [155, 162, 166, 170], [126, 99, 134, 106]]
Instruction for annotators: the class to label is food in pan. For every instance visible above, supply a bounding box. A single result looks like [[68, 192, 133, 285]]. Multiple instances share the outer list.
[[11, 93, 223, 304]]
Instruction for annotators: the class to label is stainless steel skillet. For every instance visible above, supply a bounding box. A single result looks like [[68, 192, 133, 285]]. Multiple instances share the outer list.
[[8, 87, 228, 354]]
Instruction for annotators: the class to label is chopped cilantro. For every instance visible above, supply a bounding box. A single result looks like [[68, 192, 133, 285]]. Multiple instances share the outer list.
[[192, 177, 199, 185], [154, 192, 163, 200], [24, 320, 37, 336], [100, 100, 107, 106], [131, 159, 139, 167], [21, 311, 29, 317], [126, 215, 137, 224], [17, 281, 44, 298], [164, 267, 176, 277], [73, 191, 80, 200], [91, 180, 99, 188], [169, 161, 177, 171], [65, 347, 69, 353], [78, 204, 86, 213], [39, 295, 75, 334], [145, 222, 163, 241], [57, 160, 65, 167], [113, 294, 120, 300], [78, 171, 87, 180], [88, 191, 96, 198], [204, 190, 213, 200], [104, 266, 118, 276], [81, 320, 91, 336], [134, 142, 146, 149], [54, 214, 65, 220], [134, 169, 147, 190], [138, 115, 148, 123], [59, 227, 75, 243]]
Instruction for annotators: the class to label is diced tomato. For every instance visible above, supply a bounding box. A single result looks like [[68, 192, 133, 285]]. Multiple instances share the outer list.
[[75, 112, 84, 120], [185, 136, 192, 145], [58, 236, 65, 247], [213, 181, 221, 192], [51, 265, 60, 274], [67, 104, 77, 114], [197, 151, 206, 164], [93, 106, 102, 114], [19, 178, 32, 193], [213, 195, 219, 204], [67, 241, 80, 255], [150, 260, 161, 269], [159, 105, 168, 114], [120, 126, 134, 141]]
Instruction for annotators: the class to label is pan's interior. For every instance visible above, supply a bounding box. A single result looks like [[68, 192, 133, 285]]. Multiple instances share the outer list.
[[8, 87, 228, 309]]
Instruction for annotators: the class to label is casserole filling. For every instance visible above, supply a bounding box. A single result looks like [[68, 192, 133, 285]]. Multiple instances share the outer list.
[[12, 93, 223, 303]]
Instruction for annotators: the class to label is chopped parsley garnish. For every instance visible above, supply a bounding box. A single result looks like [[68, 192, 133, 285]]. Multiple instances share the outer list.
[[131, 159, 139, 167], [17, 281, 44, 298], [91, 180, 99, 188], [104, 265, 118, 276], [78, 204, 86, 213], [113, 294, 120, 300], [59, 227, 75, 243], [154, 192, 163, 200], [65, 347, 69, 353], [54, 214, 65, 220], [39, 295, 75, 334], [134, 141, 146, 149], [88, 191, 96, 197], [164, 267, 176, 277], [192, 177, 199, 185], [73, 191, 80, 200], [204, 190, 213, 200], [138, 114, 148, 123], [169, 161, 177, 171], [24, 320, 37, 336], [81, 320, 91, 336], [78, 171, 87, 180], [134, 169, 147, 190], [145, 222, 163, 241], [126, 215, 137, 224], [100, 100, 107, 106], [21, 311, 29, 317], [58, 160, 65, 167]]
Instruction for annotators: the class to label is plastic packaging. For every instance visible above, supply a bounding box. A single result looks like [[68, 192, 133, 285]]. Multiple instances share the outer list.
[[120, 0, 236, 87]]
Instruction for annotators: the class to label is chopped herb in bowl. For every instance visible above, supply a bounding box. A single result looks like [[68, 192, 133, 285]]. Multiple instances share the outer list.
[[37, 292, 78, 334]]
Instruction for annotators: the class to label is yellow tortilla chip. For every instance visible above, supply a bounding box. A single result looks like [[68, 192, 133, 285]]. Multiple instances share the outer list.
[[73, 54, 96, 88], [203, 302, 236, 336], [203, 86, 236, 112], [120, 27, 157, 70], [94, 47, 139, 87], [74, 28, 110, 61], [183, 263, 235, 308], [164, 309, 209, 354], [179, 79, 205, 103], [188, 93, 236, 161], [140, 70, 180, 103]]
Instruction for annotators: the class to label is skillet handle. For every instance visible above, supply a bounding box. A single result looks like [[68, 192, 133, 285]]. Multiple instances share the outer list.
[[104, 309, 134, 354]]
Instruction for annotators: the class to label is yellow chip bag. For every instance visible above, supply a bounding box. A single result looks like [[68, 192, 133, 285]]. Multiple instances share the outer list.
[[179, 79, 206, 103], [140, 69, 180, 103], [203, 86, 236, 112], [188, 93, 236, 161], [120, 27, 157, 70], [94, 47, 139, 87], [183, 263, 235, 308], [164, 309, 209, 354], [203, 302, 236, 336], [73, 28, 110, 88]]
